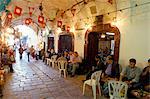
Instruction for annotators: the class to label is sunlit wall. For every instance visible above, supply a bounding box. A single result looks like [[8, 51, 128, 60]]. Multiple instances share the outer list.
[[14, 25, 38, 48]]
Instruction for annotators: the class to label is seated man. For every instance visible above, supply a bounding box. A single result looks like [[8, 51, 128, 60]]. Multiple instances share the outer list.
[[100, 57, 120, 97], [119, 58, 142, 97], [84, 55, 105, 80], [68, 52, 82, 77], [101, 57, 120, 81], [120, 58, 142, 85], [130, 59, 150, 98]]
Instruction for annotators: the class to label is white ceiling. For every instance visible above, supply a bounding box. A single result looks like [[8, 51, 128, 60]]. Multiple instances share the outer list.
[[3, 0, 116, 30], [8, 0, 112, 19]]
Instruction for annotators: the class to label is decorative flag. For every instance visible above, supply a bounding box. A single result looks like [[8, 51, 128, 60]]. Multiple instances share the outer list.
[[14, 6, 22, 16], [71, 9, 76, 16], [29, 7, 34, 17], [41, 23, 46, 28]]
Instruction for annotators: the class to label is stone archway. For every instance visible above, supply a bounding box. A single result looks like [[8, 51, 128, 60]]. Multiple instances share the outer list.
[[84, 23, 120, 63], [58, 32, 74, 53]]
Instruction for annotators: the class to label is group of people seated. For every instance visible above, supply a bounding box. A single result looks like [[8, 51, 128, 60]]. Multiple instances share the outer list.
[[83, 54, 150, 98], [44, 49, 82, 77], [84, 55, 120, 81], [0, 44, 15, 73], [43, 48, 149, 98]]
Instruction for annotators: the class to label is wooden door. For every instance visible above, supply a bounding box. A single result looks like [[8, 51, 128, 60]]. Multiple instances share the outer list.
[[58, 35, 74, 53], [87, 32, 99, 65], [47, 37, 54, 50]]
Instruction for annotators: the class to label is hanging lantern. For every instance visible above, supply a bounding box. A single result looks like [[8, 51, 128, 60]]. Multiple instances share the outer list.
[[57, 21, 62, 27], [66, 26, 70, 32], [25, 18, 32, 25], [14, 6, 22, 16], [38, 15, 44, 24], [7, 12, 12, 19], [25, 18, 30, 25], [28, 18, 32, 23]]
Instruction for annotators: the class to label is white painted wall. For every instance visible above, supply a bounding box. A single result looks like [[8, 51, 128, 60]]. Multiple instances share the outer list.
[[74, 30, 86, 58], [116, 0, 150, 68], [53, 0, 150, 68]]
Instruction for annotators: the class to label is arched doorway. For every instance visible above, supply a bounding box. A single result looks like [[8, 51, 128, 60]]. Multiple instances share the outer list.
[[58, 32, 74, 53], [47, 37, 54, 50], [86, 32, 99, 65], [84, 23, 120, 64]]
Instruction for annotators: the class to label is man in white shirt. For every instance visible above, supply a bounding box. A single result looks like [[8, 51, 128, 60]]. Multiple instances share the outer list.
[[69, 52, 82, 77]]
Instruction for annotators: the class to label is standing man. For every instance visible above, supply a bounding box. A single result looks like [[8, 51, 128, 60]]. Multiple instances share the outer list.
[[30, 45, 35, 59], [26, 46, 30, 62], [19, 45, 24, 60]]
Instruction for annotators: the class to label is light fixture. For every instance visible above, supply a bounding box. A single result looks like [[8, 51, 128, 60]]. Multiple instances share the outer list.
[[38, 15, 44, 23], [66, 26, 70, 32], [101, 33, 106, 38], [106, 32, 114, 35], [7, 12, 12, 19], [57, 21, 62, 27], [25, 18, 30, 25], [14, 6, 22, 16]]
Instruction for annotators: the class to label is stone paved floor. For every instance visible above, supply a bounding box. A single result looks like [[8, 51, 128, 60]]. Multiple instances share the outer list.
[[2, 52, 106, 99]]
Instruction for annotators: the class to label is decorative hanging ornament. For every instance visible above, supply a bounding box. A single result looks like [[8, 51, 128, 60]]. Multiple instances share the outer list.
[[108, 0, 113, 4], [57, 21, 62, 27], [66, 26, 70, 32], [61, 12, 64, 18], [29, 7, 34, 17], [38, 15, 44, 24], [29, 18, 32, 23], [7, 12, 12, 19], [14, 6, 22, 16], [71, 9, 76, 16], [40, 22, 46, 28], [25, 18, 32, 25], [25, 19, 30, 25]]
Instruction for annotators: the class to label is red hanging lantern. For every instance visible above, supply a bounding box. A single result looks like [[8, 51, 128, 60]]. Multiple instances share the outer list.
[[57, 21, 62, 27], [7, 12, 12, 19], [14, 6, 22, 16], [66, 26, 70, 32], [38, 15, 44, 24], [25, 18, 30, 25], [25, 18, 32, 25], [28, 18, 32, 23]]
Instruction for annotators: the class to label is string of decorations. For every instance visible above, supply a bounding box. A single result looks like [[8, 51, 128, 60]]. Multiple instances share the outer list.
[[1, 0, 150, 31], [68, 1, 150, 23]]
